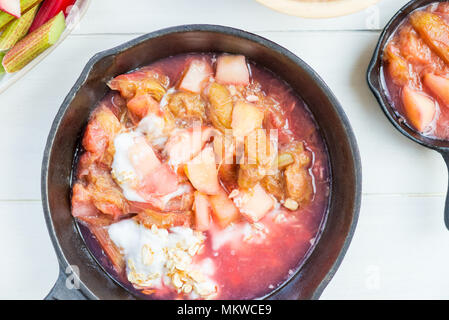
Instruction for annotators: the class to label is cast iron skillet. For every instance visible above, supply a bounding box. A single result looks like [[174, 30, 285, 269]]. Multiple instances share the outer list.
[[367, 0, 449, 229], [42, 24, 362, 300]]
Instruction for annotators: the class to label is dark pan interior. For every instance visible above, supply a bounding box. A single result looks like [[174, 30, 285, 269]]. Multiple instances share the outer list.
[[367, 0, 449, 152], [42, 25, 361, 300]]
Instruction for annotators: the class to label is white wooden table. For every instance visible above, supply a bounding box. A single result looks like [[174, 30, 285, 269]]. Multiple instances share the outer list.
[[1, 0, 448, 300]]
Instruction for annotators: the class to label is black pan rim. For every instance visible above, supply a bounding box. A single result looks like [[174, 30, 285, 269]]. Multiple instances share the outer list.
[[41, 24, 362, 300], [366, 0, 449, 153]]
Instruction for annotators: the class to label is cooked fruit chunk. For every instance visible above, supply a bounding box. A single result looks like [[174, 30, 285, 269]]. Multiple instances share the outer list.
[[0, 0, 21, 18], [127, 93, 160, 122], [165, 127, 216, 165], [238, 164, 264, 190], [233, 184, 274, 223], [167, 91, 207, 122], [2, 11, 65, 73], [193, 192, 212, 231], [135, 209, 192, 229], [231, 101, 264, 137], [208, 82, 233, 131], [82, 106, 122, 166], [215, 55, 250, 85], [277, 152, 294, 169], [284, 142, 313, 206], [209, 187, 240, 228], [423, 73, 449, 106], [384, 44, 412, 86], [91, 226, 124, 274], [108, 70, 168, 100], [87, 167, 130, 219], [401, 85, 436, 132], [71, 183, 98, 219], [185, 145, 220, 195], [127, 136, 179, 197], [179, 59, 212, 93], [398, 26, 433, 65], [409, 11, 449, 65], [261, 172, 285, 201]]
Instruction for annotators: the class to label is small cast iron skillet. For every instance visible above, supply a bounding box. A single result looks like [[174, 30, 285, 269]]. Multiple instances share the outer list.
[[367, 0, 449, 229], [42, 25, 362, 300]]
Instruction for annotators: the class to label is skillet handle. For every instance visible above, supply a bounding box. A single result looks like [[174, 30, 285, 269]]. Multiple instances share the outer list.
[[441, 151, 449, 230], [45, 266, 88, 300]]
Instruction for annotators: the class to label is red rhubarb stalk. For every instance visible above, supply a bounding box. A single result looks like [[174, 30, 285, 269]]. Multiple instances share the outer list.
[[28, 0, 75, 33]]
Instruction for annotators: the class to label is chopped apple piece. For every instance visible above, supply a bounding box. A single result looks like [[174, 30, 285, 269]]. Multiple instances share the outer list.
[[423, 73, 449, 106], [231, 101, 264, 137], [193, 192, 212, 231], [185, 145, 220, 195], [215, 55, 250, 85], [233, 184, 274, 223], [179, 59, 212, 93], [2, 11, 65, 73], [0, 0, 21, 18], [402, 86, 436, 132], [209, 187, 240, 228]]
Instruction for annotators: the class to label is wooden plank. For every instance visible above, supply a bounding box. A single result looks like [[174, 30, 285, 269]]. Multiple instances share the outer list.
[[321, 194, 449, 299], [73, 0, 410, 34], [0, 202, 58, 299], [1, 196, 447, 299]]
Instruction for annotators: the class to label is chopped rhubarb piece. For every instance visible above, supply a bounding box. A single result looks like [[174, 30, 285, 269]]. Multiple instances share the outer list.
[[92, 226, 124, 274], [179, 59, 213, 93], [71, 183, 97, 219], [231, 101, 264, 137], [135, 209, 192, 229], [28, 0, 76, 33], [184, 145, 220, 195], [0, 4, 38, 51], [409, 11, 449, 65], [2, 11, 65, 73], [384, 44, 412, 86], [423, 73, 449, 106], [208, 82, 233, 131], [193, 192, 212, 231], [233, 184, 274, 223], [0, 52, 5, 74], [0, 0, 21, 18], [209, 187, 240, 228], [402, 85, 436, 132], [215, 55, 250, 86], [0, 0, 43, 29], [127, 94, 160, 123]]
